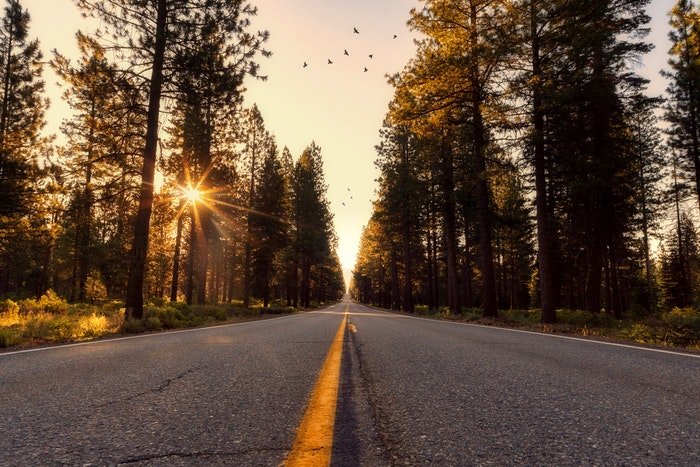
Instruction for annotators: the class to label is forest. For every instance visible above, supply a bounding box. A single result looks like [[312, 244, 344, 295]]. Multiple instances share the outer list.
[[350, 0, 700, 331], [0, 0, 345, 337]]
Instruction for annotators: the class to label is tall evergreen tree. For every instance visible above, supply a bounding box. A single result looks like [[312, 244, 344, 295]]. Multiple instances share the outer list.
[[293, 143, 333, 308], [0, 0, 47, 295], [52, 33, 123, 302], [251, 143, 287, 308], [240, 104, 272, 308], [664, 0, 700, 210]]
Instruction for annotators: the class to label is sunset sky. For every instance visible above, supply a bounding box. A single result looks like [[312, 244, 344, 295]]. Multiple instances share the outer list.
[[24, 0, 676, 286]]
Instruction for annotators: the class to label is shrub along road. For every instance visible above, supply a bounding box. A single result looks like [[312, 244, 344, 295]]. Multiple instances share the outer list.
[[1, 299, 698, 465]]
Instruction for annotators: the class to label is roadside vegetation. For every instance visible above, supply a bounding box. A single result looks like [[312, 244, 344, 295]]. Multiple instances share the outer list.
[[411, 306, 700, 350], [0, 290, 317, 350]]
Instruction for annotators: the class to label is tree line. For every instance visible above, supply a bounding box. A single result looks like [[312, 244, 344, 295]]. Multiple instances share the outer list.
[[351, 0, 700, 322], [0, 0, 344, 316]]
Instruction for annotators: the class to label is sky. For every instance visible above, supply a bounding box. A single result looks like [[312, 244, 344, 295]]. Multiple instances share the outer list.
[[24, 0, 676, 287]]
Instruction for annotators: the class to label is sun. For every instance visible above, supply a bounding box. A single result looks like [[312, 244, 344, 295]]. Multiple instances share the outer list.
[[182, 186, 202, 204]]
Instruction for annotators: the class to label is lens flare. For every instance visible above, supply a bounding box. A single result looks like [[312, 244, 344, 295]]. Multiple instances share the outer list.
[[183, 187, 202, 204]]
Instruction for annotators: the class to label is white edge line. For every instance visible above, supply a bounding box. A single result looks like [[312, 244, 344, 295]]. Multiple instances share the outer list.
[[0, 305, 339, 358], [351, 303, 700, 359]]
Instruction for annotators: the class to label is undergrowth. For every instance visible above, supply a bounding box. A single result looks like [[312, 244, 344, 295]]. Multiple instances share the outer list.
[[0, 292, 302, 349], [409, 305, 700, 349]]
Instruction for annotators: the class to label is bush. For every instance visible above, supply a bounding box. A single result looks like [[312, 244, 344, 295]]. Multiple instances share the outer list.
[[262, 305, 294, 315], [18, 290, 68, 315], [143, 316, 163, 331], [190, 305, 228, 322], [121, 318, 145, 334], [556, 309, 618, 328], [0, 328, 21, 348], [85, 272, 108, 304], [622, 323, 655, 344], [145, 306, 186, 329], [659, 308, 700, 346], [499, 309, 538, 325], [414, 305, 429, 314], [47, 316, 78, 341], [78, 313, 109, 338], [147, 296, 167, 307], [0, 300, 20, 327], [226, 305, 258, 318], [0, 299, 19, 315]]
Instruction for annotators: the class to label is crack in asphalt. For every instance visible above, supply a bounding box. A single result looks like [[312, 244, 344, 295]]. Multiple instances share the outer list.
[[117, 447, 287, 464], [348, 330, 403, 466], [91, 366, 207, 411]]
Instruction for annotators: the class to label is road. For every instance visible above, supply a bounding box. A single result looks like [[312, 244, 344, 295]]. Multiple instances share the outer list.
[[1, 299, 698, 465]]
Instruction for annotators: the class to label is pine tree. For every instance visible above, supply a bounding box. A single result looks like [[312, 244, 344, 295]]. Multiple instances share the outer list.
[[0, 0, 44, 217], [251, 143, 287, 308], [664, 0, 700, 210], [629, 98, 666, 311], [240, 104, 273, 308], [52, 33, 124, 302], [0, 0, 47, 295], [293, 143, 333, 308]]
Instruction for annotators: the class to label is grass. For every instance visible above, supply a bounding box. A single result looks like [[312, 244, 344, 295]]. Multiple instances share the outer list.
[[0, 292, 309, 350], [0, 293, 125, 348], [409, 305, 700, 350]]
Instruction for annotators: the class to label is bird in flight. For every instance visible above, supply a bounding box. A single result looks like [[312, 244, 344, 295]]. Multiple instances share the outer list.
[[303, 61, 308, 68], [328, 59, 333, 64], [347, 188, 351, 191], [353, 27, 359, 34], [364, 67, 368, 72], [369, 54, 373, 59], [344, 49, 349, 56], [342, 202, 346, 206], [393, 34, 398, 39]]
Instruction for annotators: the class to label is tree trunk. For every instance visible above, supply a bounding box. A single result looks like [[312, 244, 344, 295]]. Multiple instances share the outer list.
[[125, 0, 167, 319], [586, 16, 609, 315], [196, 214, 209, 305], [441, 141, 461, 315], [243, 129, 257, 309], [0, 0, 15, 146], [426, 204, 435, 312], [639, 153, 654, 311], [399, 132, 414, 313], [77, 99, 96, 302], [170, 204, 185, 302], [390, 244, 400, 310], [673, 166, 691, 305], [263, 264, 270, 308], [609, 247, 623, 319], [227, 238, 237, 303], [469, 1, 497, 318], [301, 257, 311, 308], [531, 0, 556, 323], [291, 256, 299, 307], [185, 211, 196, 305], [285, 257, 293, 306]]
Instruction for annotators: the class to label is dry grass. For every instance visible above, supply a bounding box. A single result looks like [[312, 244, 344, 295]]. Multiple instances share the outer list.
[[0, 292, 305, 350]]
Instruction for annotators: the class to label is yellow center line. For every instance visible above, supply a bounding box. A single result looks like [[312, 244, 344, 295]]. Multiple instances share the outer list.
[[284, 305, 348, 466]]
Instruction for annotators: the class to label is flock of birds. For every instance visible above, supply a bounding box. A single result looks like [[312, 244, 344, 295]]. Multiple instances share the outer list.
[[340, 188, 356, 206], [341, 187, 354, 207], [298, 28, 399, 210], [302, 27, 398, 74]]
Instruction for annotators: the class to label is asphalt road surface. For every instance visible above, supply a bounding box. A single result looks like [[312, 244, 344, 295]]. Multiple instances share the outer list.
[[1, 299, 698, 465]]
